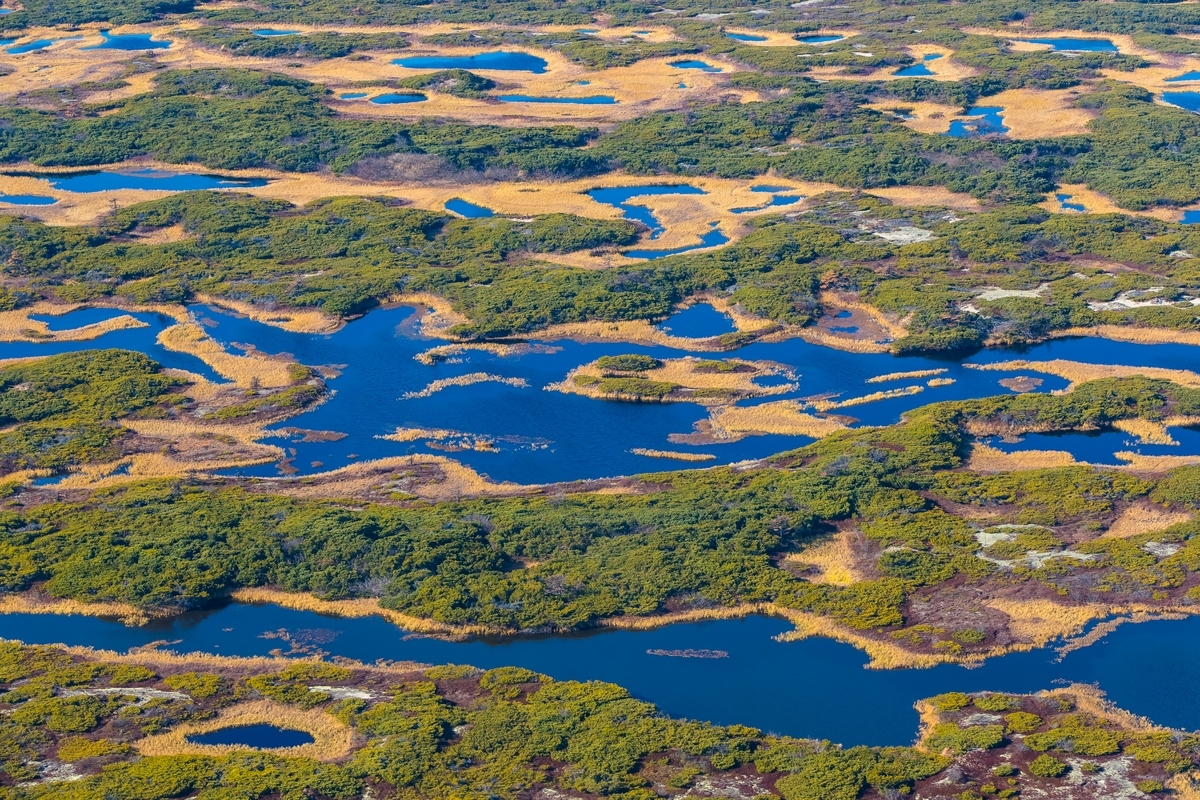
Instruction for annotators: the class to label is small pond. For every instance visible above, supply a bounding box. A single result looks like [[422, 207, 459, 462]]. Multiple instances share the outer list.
[[8, 603, 1200, 747], [1167, 71, 1200, 83], [83, 31, 171, 50], [444, 198, 494, 218], [1184, 211, 1200, 225], [655, 305, 737, 338], [0, 194, 56, 205], [30, 168, 268, 193], [1164, 92, 1200, 114], [7, 39, 54, 54], [339, 92, 368, 100], [254, 29, 300, 36], [984, 425, 1200, 467], [1056, 193, 1085, 212], [392, 51, 549, 73], [585, 184, 706, 238], [188, 724, 315, 748], [726, 32, 767, 42], [894, 53, 942, 77], [946, 106, 1008, 137], [732, 193, 802, 214], [625, 227, 730, 260], [369, 93, 426, 104], [669, 60, 722, 72], [1021, 37, 1117, 52], [796, 34, 843, 44], [497, 94, 617, 104]]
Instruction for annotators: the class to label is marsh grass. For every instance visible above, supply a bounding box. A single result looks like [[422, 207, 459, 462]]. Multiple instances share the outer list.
[[706, 401, 848, 439], [401, 372, 528, 399], [968, 358, 1200, 390], [157, 323, 296, 388], [867, 368, 947, 384], [629, 448, 716, 461]]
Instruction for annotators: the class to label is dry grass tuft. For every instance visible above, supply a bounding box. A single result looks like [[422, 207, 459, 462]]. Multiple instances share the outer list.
[[1103, 503, 1192, 539], [195, 295, 342, 334], [1113, 418, 1176, 445], [785, 531, 864, 586], [0, 302, 147, 343], [231, 587, 496, 635], [706, 401, 848, 439], [630, 448, 716, 461], [968, 358, 1200, 390], [135, 699, 353, 761], [0, 593, 154, 626], [157, 323, 296, 388], [811, 385, 924, 411], [984, 597, 1108, 647], [867, 368, 947, 384], [402, 372, 528, 399], [1052, 325, 1200, 347], [967, 443, 1078, 472]]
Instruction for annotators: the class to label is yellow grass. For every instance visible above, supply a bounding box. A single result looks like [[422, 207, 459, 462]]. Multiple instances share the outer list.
[[820, 290, 910, 340], [556, 356, 797, 405], [194, 294, 341, 334], [1036, 183, 1184, 222], [0, 593, 154, 626], [1103, 502, 1192, 539], [868, 371, 940, 383], [267, 454, 523, 502], [723, 29, 809, 47], [1113, 417, 1176, 445], [414, 342, 532, 365], [630, 448, 717, 461], [705, 400, 848, 439], [981, 88, 1095, 138], [964, 27, 1160, 58], [984, 597, 1110, 647], [157, 323, 296, 388], [785, 531, 864, 586], [811, 385, 924, 411], [864, 100, 959, 134], [1115, 452, 1200, 471], [0, 301, 147, 343], [868, 185, 983, 212], [854, 45, 978, 82], [402, 372, 528, 399], [1053, 324, 1200, 347], [135, 699, 354, 761], [967, 443, 1078, 472], [927, 377, 955, 387], [968, 358, 1200, 389], [390, 292, 469, 338]]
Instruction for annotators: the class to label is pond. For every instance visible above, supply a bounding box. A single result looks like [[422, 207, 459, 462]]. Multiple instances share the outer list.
[[669, 60, 722, 72], [726, 32, 768, 42], [983, 425, 1200, 467], [655, 305, 737, 338], [497, 94, 618, 104], [625, 227, 730, 259], [796, 34, 843, 44], [585, 184, 706, 238], [187, 724, 315, 748], [444, 198, 494, 218], [1056, 193, 1086, 212], [946, 106, 1008, 137], [82, 31, 171, 50], [7, 39, 55, 54], [24, 301, 1200, 485], [25, 168, 268, 193], [369, 93, 426, 104], [1020, 37, 1118, 52], [0, 194, 56, 205], [254, 29, 300, 36], [7, 602, 1200, 747], [392, 51, 549, 73], [339, 92, 368, 100], [1163, 92, 1200, 114], [731, 193, 803, 214], [893, 53, 942, 77]]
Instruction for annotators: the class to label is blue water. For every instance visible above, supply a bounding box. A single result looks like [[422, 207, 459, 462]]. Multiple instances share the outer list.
[[7, 39, 53, 54], [339, 92, 368, 100], [732, 195, 802, 214], [656, 305, 736, 337], [987, 425, 1200, 467], [1022, 37, 1117, 52], [393, 51, 549, 73], [0, 9, 12, 14], [796, 35, 842, 44], [83, 31, 171, 51], [626, 228, 730, 259], [37, 169, 268, 193], [445, 198, 494, 218], [369, 93, 426, 104], [1164, 92, 1200, 113], [1057, 193, 1085, 212], [751, 185, 790, 193], [585, 184, 706, 238], [0, 194, 56, 205], [1184, 211, 1200, 225], [1167, 71, 1200, 83], [8, 604, 1200, 746], [669, 60, 722, 72], [30, 307, 132, 330], [188, 724, 315, 748], [577, 29, 598, 34], [924, 53, 943, 61], [894, 63, 934, 77], [498, 94, 618, 104], [253, 29, 299, 36], [726, 32, 767, 42], [946, 106, 1008, 138]]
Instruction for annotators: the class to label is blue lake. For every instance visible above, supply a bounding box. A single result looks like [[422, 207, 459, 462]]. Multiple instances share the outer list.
[[7, 603, 1200, 747], [0, 194, 56, 205], [585, 184, 706, 238], [7, 39, 54, 54], [626, 228, 730, 259], [946, 106, 1008, 137], [30, 169, 268, 193], [22, 301, 1200, 485], [83, 31, 171, 50], [726, 32, 767, 42], [655, 305, 736, 337], [797, 35, 842, 44], [369, 93, 426, 104], [1164, 92, 1200, 113], [498, 94, 617, 104], [1056, 193, 1085, 212], [188, 724, 315, 748], [445, 198, 494, 218], [393, 51, 549, 73], [254, 29, 300, 36], [1022, 37, 1117, 52], [669, 60, 722, 72]]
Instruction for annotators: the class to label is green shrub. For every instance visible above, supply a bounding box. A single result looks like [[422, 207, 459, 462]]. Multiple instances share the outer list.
[[1003, 712, 1043, 734], [1028, 754, 1068, 778], [595, 354, 662, 372]]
